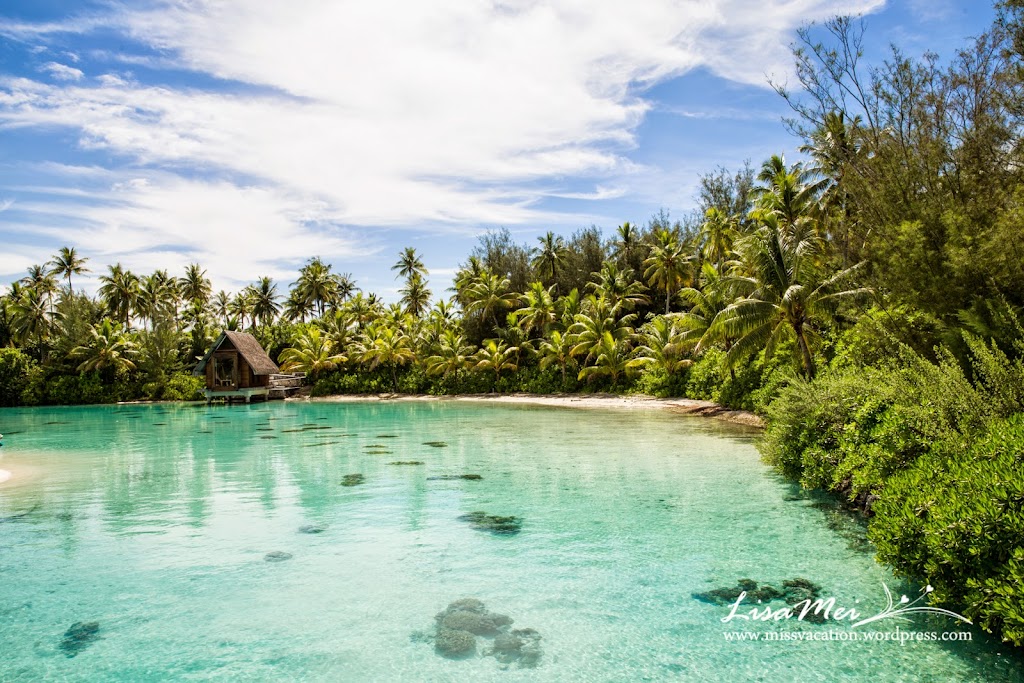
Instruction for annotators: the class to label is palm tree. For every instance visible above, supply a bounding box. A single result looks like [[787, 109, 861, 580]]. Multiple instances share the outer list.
[[577, 331, 632, 385], [424, 329, 474, 377], [643, 229, 692, 314], [471, 339, 518, 385], [707, 215, 869, 378], [588, 261, 648, 313], [97, 264, 140, 329], [392, 247, 427, 281], [699, 208, 738, 271], [8, 286, 56, 347], [751, 154, 826, 236], [179, 263, 212, 308], [800, 112, 864, 265], [292, 257, 339, 318], [335, 273, 357, 303], [21, 264, 59, 313], [48, 247, 90, 297], [627, 316, 691, 378], [250, 276, 281, 327], [399, 272, 432, 318], [612, 222, 640, 268], [320, 310, 358, 351], [531, 231, 568, 291], [228, 291, 254, 330], [538, 330, 574, 385], [514, 282, 558, 337], [566, 298, 636, 362], [138, 270, 177, 329], [452, 255, 487, 306], [463, 271, 518, 334], [278, 327, 345, 376], [676, 262, 737, 354], [69, 319, 138, 374], [355, 323, 416, 391], [212, 291, 232, 326]]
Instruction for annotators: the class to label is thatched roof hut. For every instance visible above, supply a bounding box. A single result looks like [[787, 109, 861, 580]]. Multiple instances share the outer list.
[[195, 331, 279, 394]]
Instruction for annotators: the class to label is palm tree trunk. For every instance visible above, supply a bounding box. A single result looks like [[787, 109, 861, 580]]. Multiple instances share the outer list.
[[794, 324, 815, 379]]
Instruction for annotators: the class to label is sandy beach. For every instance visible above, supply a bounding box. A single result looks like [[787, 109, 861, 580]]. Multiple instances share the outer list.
[[0, 469, 10, 484], [307, 393, 765, 428]]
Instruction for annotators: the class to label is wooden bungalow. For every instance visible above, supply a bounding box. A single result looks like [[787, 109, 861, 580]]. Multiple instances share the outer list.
[[194, 331, 283, 404]]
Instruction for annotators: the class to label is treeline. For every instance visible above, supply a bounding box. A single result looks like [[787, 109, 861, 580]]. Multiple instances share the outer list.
[[2, 2, 1024, 646]]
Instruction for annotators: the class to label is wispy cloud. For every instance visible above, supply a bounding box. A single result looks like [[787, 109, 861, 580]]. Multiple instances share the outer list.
[[0, 0, 886, 290], [41, 61, 84, 81]]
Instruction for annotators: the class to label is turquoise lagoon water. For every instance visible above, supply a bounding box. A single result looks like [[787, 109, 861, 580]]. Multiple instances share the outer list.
[[0, 401, 1020, 682]]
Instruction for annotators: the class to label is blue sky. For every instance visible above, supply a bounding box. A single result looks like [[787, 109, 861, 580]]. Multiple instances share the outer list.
[[0, 0, 996, 302]]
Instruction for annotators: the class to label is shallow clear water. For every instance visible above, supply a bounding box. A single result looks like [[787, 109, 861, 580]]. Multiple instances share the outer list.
[[0, 401, 1020, 682]]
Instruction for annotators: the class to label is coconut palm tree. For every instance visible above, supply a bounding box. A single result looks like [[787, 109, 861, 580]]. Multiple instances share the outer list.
[[138, 271, 178, 329], [514, 282, 558, 337], [424, 329, 474, 377], [471, 339, 518, 385], [643, 229, 692, 314], [751, 154, 826, 235], [463, 271, 518, 334], [355, 323, 416, 391], [399, 272, 432, 318], [48, 247, 90, 298], [707, 214, 869, 378], [588, 261, 648, 314], [538, 330, 574, 385], [212, 290, 232, 326], [97, 264, 140, 329], [611, 222, 640, 269], [334, 273, 357, 303], [179, 263, 212, 308], [8, 286, 56, 347], [627, 316, 691, 377], [21, 264, 59, 313], [676, 262, 738, 354], [279, 327, 345, 376], [70, 318, 138, 374], [532, 231, 568, 290], [392, 247, 427, 281], [228, 291, 254, 330], [250, 276, 281, 327], [578, 331, 632, 385], [566, 297, 637, 362], [292, 257, 339, 318], [699, 208, 739, 271]]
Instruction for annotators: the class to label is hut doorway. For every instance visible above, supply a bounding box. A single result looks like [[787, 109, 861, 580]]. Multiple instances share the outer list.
[[213, 354, 237, 388]]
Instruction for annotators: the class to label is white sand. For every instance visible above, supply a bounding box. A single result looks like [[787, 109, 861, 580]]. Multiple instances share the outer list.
[[307, 393, 764, 428], [0, 469, 10, 484]]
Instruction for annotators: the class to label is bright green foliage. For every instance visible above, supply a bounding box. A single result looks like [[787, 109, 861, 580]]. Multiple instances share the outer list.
[[278, 327, 346, 376], [69, 319, 138, 375], [0, 347, 37, 407], [761, 348, 984, 500], [870, 414, 1024, 645]]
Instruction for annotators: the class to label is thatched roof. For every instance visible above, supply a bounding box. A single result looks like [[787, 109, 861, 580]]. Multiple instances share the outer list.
[[194, 331, 280, 376]]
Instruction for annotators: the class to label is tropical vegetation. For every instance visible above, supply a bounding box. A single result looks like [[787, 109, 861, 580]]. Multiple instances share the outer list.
[[3, 0, 1024, 647]]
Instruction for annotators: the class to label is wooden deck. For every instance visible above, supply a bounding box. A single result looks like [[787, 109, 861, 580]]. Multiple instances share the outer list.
[[204, 373, 305, 404]]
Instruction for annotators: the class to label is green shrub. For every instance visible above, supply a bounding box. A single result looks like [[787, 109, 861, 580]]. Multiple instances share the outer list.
[[163, 373, 204, 401], [0, 347, 37, 406], [870, 414, 1024, 645], [760, 347, 985, 501]]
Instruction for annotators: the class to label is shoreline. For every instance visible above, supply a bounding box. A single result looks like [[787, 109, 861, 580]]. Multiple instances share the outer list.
[[305, 393, 765, 428]]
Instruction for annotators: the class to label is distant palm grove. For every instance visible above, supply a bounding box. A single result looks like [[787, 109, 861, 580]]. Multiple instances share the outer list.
[[5, 4, 1024, 647]]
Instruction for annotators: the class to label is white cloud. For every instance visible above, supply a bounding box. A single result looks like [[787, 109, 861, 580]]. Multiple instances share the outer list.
[[0, 171, 370, 293], [41, 61, 84, 81], [0, 0, 886, 291]]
